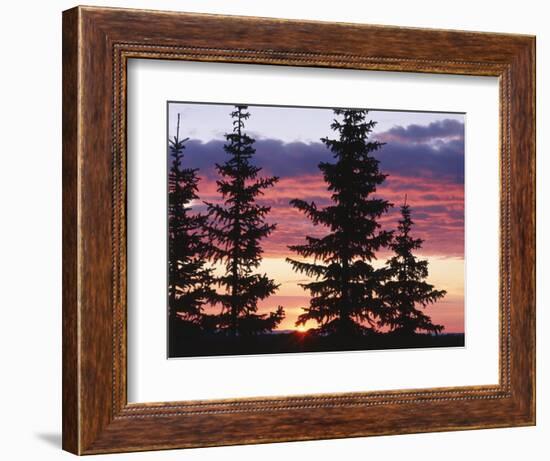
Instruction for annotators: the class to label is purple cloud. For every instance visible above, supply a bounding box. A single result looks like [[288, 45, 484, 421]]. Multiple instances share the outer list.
[[377, 119, 464, 143], [177, 119, 464, 184], [375, 138, 464, 184]]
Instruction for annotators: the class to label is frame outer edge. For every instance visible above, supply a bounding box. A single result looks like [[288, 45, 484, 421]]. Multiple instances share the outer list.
[[502, 37, 535, 424], [62, 6, 81, 455], [531, 35, 537, 425], [529, 35, 536, 425], [63, 6, 536, 454]]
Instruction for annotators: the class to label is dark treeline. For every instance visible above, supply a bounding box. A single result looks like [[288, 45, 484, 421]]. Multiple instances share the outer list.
[[168, 105, 454, 357]]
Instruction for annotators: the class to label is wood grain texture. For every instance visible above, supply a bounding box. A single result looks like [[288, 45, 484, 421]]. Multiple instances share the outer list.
[[62, 5, 536, 455], [62, 7, 80, 454]]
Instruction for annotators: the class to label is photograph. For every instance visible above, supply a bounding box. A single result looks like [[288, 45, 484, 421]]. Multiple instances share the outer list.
[[167, 102, 465, 358]]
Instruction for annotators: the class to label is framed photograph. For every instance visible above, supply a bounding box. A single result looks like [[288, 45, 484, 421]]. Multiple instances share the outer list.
[[62, 6, 535, 455], [164, 101, 465, 359]]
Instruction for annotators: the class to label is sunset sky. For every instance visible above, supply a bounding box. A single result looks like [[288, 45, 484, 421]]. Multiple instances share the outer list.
[[168, 102, 465, 333]]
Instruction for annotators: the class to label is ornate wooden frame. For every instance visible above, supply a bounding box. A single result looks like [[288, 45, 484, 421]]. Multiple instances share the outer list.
[[62, 5, 536, 455]]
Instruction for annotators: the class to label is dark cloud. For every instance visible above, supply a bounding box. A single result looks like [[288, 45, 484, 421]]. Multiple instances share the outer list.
[[378, 119, 464, 143], [182, 139, 330, 179], [177, 118, 464, 184], [376, 139, 464, 184]]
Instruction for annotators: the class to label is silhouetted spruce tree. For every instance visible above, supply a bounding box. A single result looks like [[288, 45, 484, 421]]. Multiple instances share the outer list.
[[168, 114, 215, 334], [206, 105, 284, 336], [287, 109, 393, 336], [379, 197, 446, 335]]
